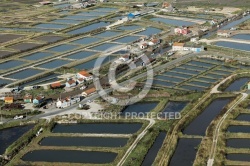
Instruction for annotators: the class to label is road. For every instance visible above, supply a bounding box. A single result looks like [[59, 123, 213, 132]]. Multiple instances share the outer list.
[[207, 93, 248, 166], [117, 119, 155, 166], [17, 52, 198, 120], [1, 51, 230, 122]]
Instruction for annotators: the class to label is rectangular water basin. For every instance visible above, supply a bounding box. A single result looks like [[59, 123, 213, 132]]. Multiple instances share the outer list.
[[36, 59, 70, 69]]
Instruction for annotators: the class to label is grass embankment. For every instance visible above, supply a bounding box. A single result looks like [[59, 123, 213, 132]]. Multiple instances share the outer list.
[[212, 96, 250, 166], [156, 92, 237, 165], [122, 93, 202, 165], [0, 120, 44, 165], [194, 93, 240, 165], [0, 109, 41, 118], [218, 73, 250, 92], [9, 119, 149, 166]]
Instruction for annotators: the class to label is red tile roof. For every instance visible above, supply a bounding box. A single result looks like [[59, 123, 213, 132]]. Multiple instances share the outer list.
[[83, 87, 96, 95], [78, 70, 91, 77], [5, 97, 13, 100], [51, 82, 61, 88], [24, 95, 32, 99], [67, 80, 76, 85], [173, 42, 184, 47]]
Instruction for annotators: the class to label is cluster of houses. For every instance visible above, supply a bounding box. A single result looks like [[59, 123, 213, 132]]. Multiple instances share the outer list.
[[138, 37, 161, 50], [50, 70, 92, 89], [174, 26, 191, 35], [4, 94, 44, 105], [56, 96, 81, 108], [172, 42, 204, 52], [117, 36, 161, 63]]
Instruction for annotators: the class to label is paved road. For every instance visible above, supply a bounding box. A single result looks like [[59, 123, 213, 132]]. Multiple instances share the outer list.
[[24, 52, 198, 120], [1, 51, 218, 122]]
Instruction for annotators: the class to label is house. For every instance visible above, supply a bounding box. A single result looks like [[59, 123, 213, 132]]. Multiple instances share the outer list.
[[217, 30, 231, 37], [77, 70, 93, 81], [174, 26, 190, 35], [140, 43, 148, 49], [210, 19, 218, 25], [82, 87, 96, 97], [127, 11, 140, 19], [76, 78, 85, 84], [119, 55, 130, 62], [56, 97, 71, 108], [183, 43, 204, 52], [23, 94, 32, 103], [5, 97, 13, 104], [162, 2, 173, 11], [33, 96, 44, 105], [172, 42, 185, 51], [50, 82, 61, 89], [148, 38, 160, 46], [70, 96, 81, 104], [66, 79, 76, 88]]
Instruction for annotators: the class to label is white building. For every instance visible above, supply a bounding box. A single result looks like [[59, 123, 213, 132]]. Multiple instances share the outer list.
[[148, 38, 160, 46], [172, 42, 185, 51], [77, 70, 93, 81], [56, 98, 71, 108], [56, 97, 81, 108], [65, 79, 76, 88], [139, 43, 148, 49], [119, 55, 130, 62], [76, 78, 85, 84]]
